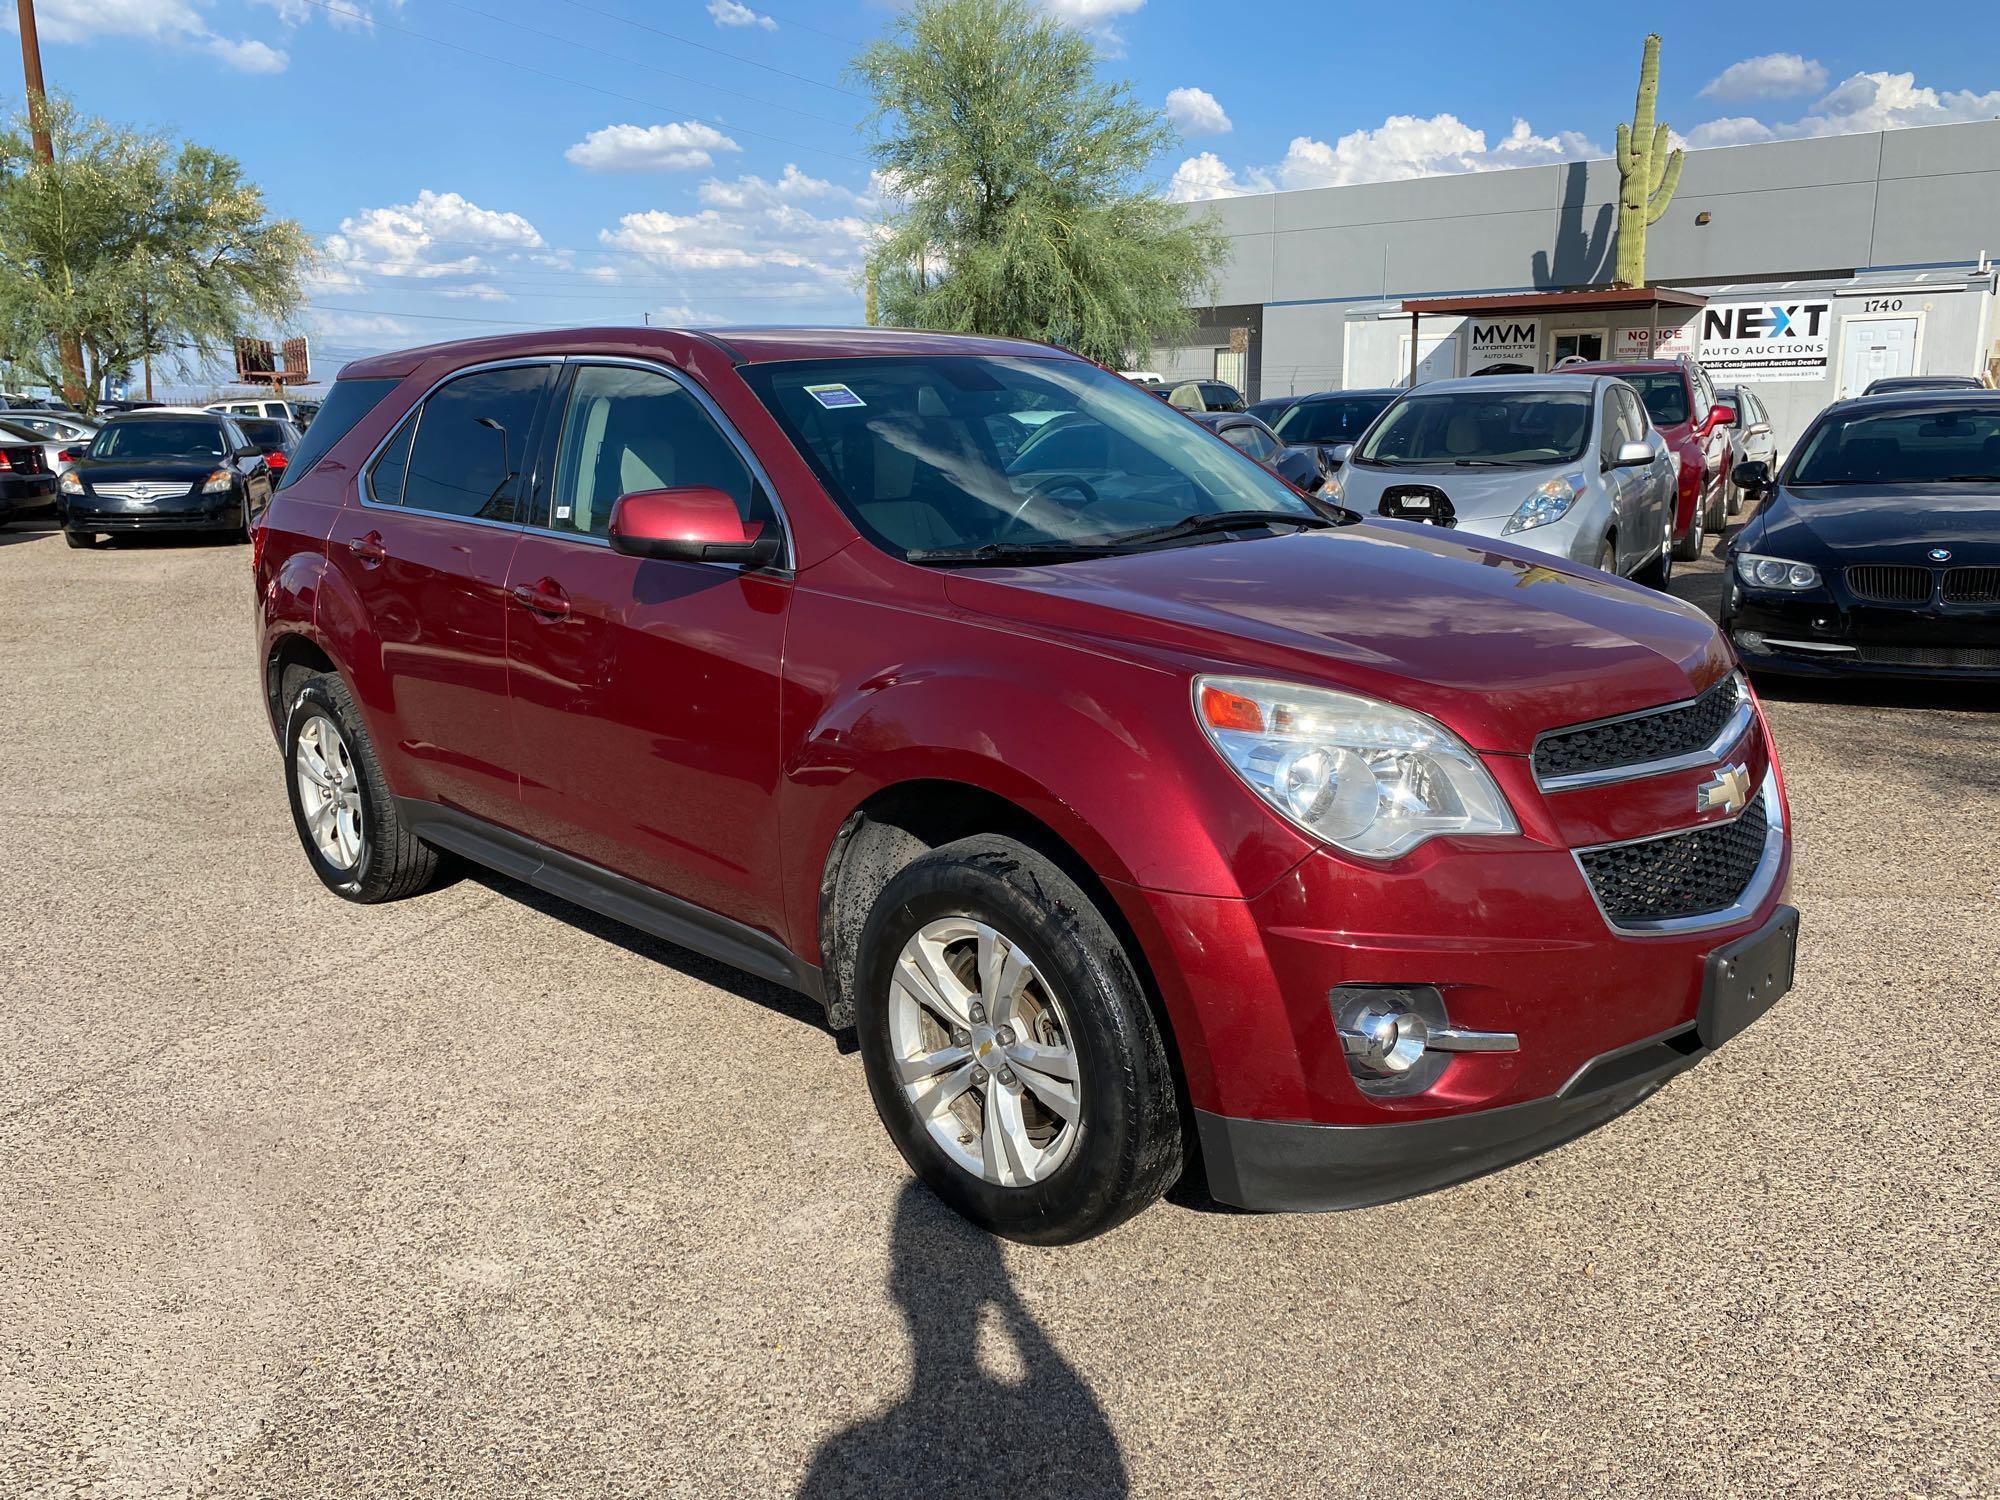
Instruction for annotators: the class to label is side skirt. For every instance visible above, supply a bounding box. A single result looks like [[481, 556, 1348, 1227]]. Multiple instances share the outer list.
[[398, 799, 825, 1003]]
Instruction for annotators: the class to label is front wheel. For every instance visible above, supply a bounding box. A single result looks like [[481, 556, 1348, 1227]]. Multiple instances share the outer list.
[[854, 835, 1183, 1244], [63, 528, 95, 549], [1672, 496, 1706, 561]]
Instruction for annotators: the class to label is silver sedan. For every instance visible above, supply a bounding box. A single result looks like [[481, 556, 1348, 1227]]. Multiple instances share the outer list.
[[1326, 374, 1681, 588], [0, 413, 98, 474]]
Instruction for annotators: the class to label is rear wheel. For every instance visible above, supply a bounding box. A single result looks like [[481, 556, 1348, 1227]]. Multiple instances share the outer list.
[[283, 673, 442, 903], [1672, 495, 1706, 561], [854, 835, 1183, 1244]]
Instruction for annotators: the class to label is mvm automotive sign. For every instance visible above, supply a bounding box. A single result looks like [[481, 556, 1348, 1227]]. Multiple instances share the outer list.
[[1467, 319, 1539, 373], [1698, 300, 1832, 383]]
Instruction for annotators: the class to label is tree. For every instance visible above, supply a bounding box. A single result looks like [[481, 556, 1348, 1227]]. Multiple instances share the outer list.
[[1613, 33, 1685, 289], [0, 96, 312, 411], [852, 0, 1224, 367]]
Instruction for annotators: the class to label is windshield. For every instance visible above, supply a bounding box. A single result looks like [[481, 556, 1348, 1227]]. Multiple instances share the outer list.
[[1275, 394, 1394, 446], [88, 420, 227, 460], [1354, 389, 1592, 467], [1618, 373, 1689, 427], [740, 355, 1317, 559], [1790, 406, 2000, 484]]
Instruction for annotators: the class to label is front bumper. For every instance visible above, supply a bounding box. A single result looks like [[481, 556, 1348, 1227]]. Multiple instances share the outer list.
[[65, 490, 243, 531], [1197, 904, 1799, 1210], [1726, 586, 2000, 678]]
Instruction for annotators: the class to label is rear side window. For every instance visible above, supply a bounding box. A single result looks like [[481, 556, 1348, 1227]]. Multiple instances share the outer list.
[[277, 377, 397, 489], [399, 365, 551, 522]]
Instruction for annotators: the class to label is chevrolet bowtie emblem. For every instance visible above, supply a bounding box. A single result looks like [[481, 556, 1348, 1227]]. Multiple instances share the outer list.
[[1697, 763, 1753, 816]]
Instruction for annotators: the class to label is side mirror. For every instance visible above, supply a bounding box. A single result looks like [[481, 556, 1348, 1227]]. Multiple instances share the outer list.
[[1610, 440, 1654, 468], [1732, 459, 1772, 493], [1709, 403, 1737, 429], [1747, 422, 1772, 437], [1327, 443, 1355, 465], [608, 485, 780, 566], [235, 445, 263, 460]]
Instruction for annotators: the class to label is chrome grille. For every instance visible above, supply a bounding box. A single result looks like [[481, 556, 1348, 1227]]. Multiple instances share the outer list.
[[93, 480, 196, 503], [1941, 567, 2000, 605], [1533, 674, 1747, 787], [1844, 564, 1932, 604], [1578, 797, 1770, 926]]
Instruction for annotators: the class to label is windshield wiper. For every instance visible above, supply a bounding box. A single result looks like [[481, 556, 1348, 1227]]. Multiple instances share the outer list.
[[1930, 474, 2000, 483], [903, 539, 1131, 567], [1109, 509, 1336, 547], [1451, 458, 1516, 467]]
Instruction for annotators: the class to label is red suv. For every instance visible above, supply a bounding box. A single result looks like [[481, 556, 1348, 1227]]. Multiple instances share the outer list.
[[1564, 357, 1739, 561], [254, 328, 1797, 1242]]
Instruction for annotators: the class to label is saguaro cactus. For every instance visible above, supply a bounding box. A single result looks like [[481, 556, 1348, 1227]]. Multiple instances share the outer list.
[[1614, 33, 1685, 288]]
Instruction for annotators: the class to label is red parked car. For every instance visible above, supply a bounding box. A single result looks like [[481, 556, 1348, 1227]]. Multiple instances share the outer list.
[[253, 327, 1797, 1243], [1562, 356, 1740, 560]]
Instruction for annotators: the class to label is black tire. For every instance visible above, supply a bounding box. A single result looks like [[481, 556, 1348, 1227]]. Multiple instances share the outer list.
[[63, 528, 94, 549], [282, 673, 442, 903], [1672, 496, 1705, 561], [854, 835, 1183, 1244]]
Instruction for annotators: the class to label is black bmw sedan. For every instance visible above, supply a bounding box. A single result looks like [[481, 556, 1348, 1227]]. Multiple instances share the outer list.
[[1722, 391, 2000, 678], [60, 411, 275, 548]]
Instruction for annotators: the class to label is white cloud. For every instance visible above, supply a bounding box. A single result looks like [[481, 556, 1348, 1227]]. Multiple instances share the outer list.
[[1689, 69, 2000, 149], [565, 122, 742, 173], [1701, 53, 1828, 101], [707, 0, 776, 28], [1170, 114, 1602, 202], [1036, 0, 1145, 53], [304, 309, 416, 340], [593, 165, 876, 324], [207, 36, 288, 73], [1165, 86, 1231, 137], [1685, 116, 1776, 149], [647, 304, 728, 327], [322, 190, 547, 292], [17, 0, 290, 70], [435, 283, 510, 302]]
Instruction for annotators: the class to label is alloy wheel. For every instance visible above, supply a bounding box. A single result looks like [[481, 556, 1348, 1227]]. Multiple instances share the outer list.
[[295, 714, 363, 869], [888, 917, 1082, 1187]]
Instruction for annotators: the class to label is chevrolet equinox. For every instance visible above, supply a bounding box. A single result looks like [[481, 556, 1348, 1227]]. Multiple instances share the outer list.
[[254, 328, 1799, 1243]]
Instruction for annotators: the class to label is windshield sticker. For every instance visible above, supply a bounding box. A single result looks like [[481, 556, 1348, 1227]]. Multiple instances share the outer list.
[[804, 382, 866, 409]]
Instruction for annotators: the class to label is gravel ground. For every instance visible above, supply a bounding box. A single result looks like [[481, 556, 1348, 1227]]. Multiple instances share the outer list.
[[2, 522, 1995, 1499]]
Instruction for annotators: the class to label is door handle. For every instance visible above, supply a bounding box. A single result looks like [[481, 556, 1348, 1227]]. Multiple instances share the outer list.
[[510, 579, 571, 619], [347, 530, 387, 566]]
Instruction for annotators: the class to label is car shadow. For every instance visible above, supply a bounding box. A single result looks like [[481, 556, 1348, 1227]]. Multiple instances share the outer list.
[[460, 867, 835, 1036], [797, 1181, 1130, 1498], [0, 520, 59, 547]]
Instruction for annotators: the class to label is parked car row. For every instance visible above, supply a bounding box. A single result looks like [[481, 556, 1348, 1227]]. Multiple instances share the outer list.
[[54, 410, 284, 547], [244, 325, 1802, 1243]]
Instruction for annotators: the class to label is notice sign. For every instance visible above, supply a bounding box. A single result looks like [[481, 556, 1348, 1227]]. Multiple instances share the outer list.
[[1466, 318, 1539, 373], [1613, 322, 1692, 360], [1698, 300, 1832, 382]]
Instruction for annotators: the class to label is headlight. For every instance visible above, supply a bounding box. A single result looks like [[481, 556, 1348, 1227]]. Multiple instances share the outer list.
[[201, 469, 233, 494], [1503, 472, 1585, 534], [1194, 675, 1517, 858], [59, 470, 83, 495], [1322, 471, 1345, 505], [1735, 553, 1820, 590]]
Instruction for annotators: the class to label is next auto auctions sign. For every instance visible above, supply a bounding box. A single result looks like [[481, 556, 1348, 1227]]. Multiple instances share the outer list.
[[1697, 300, 1832, 382]]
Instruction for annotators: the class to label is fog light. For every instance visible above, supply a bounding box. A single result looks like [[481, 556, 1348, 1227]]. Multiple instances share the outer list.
[[1331, 985, 1520, 1098]]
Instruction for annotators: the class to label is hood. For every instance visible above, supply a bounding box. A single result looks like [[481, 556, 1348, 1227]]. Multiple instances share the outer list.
[[1750, 484, 2000, 564], [74, 456, 224, 485], [942, 523, 1728, 754]]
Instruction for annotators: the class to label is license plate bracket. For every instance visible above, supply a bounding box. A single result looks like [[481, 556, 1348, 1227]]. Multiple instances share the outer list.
[[1697, 905, 1799, 1050]]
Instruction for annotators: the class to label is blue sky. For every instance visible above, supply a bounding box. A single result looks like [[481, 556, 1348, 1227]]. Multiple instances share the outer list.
[[10, 0, 1999, 384]]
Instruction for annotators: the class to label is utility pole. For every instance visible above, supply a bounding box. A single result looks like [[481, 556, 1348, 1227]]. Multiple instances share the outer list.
[[15, 0, 51, 162]]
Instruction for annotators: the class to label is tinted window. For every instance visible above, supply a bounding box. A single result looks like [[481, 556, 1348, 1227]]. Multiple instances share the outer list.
[[740, 355, 1313, 558], [1200, 383, 1245, 412], [368, 417, 415, 505], [89, 419, 228, 459], [549, 364, 764, 539], [401, 364, 550, 521], [1355, 390, 1593, 466], [1220, 423, 1278, 460], [279, 377, 398, 489], [237, 418, 294, 449], [1789, 406, 2000, 485], [1274, 394, 1393, 445], [1621, 373, 1691, 427]]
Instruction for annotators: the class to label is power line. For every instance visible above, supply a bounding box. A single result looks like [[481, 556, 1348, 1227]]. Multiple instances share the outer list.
[[420, 0, 861, 129], [289, 0, 864, 164], [549, 0, 863, 99]]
